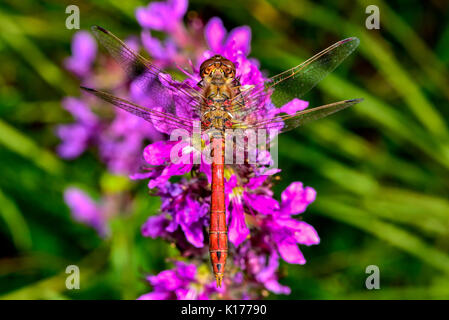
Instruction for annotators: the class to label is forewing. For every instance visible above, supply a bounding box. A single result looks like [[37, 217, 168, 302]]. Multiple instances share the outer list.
[[268, 37, 360, 108], [229, 37, 360, 119], [91, 26, 202, 117]]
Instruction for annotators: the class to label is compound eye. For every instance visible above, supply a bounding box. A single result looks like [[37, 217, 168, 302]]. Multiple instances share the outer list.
[[226, 67, 235, 77]]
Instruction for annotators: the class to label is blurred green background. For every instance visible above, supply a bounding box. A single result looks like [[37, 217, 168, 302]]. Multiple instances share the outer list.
[[1, 0, 449, 299]]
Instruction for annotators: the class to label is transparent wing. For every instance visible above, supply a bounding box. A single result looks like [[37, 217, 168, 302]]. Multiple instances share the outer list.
[[229, 37, 360, 119], [91, 26, 202, 117], [229, 84, 269, 119], [233, 99, 363, 133], [81, 87, 195, 134], [269, 37, 360, 107]]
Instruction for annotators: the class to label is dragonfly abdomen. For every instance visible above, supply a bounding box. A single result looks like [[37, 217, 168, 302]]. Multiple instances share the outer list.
[[209, 136, 227, 287]]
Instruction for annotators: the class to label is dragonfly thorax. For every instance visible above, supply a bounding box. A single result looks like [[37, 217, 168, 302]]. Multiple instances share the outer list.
[[201, 103, 233, 131], [200, 57, 236, 131]]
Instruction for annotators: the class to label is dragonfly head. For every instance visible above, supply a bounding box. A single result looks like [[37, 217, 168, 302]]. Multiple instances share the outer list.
[[200, 55, 236, 84]]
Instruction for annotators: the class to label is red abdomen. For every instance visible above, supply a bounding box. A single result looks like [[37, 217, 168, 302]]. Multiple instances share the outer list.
[[209, 136, 227, 287]]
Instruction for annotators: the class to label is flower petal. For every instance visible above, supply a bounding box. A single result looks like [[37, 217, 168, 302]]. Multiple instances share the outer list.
[[181, 220, 204, 248], [137, 291, 171, 300], [63, 97, 97, 124], [136, 3, 167, 30], [175, 288, 197, 300], [277, 240, 306, 264], [205, 17, 226, 52], [280, 182, 316, 216], [143, 141, 174, 165], [64, 31, 97, 76], [264, 279, 291, 295], [278, 98, 309, 115], [199, 160, 212, 183], [293, 221, 320, 245], [226, 26, 251, 55], [141, 31, 167, 59], [64, 188, 107, 236], [246, 175, 268, 189], [147, 269, 182, 290], [175, 261, 197, 281], [170, 0, 188, 18], [142, 214, 168, 238], [245, 193, 279, 215], [228, 201, 249, 246]]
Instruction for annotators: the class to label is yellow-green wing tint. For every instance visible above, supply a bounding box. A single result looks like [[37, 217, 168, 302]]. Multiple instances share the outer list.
[[91, 26, 202, 114], [228, 38, 360, 120], [233, 99, 363, 133], [80, 86, 195, 134], [268, 37, 360, 108]]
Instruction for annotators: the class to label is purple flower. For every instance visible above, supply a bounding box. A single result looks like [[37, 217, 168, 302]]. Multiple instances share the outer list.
[[57, 97, 99, 159], [141, 30, 178, 63], [64, 188, 108, 236], [266, 218, 319, 264], [228, 197, 250, 248], [280, 182, 317, 216], [226, 174, 277, 246], [203, 17, 263, 89], [226, 175, 319, 265], [233, 241, 290, 295], [138, 261, 217, 300], [205, 17, 251, 57], [142, 140, 193, 188], [60, 28, 164, 174], [226, 179, 316, 252], [262, 182, 319, 264], [135, 137, 212, 189], [136, 0, 187, 32], [255, 251, 291, 295], [64, 31, 97, 78], [141, 178, 209, 248], [98, 108, 162, 174]]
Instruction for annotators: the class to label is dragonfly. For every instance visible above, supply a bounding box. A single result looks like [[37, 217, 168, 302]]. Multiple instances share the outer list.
[[81, 26, 362, 287]]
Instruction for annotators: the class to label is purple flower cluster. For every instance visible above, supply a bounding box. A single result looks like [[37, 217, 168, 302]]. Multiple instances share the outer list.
[[137, 261, 220, 300], [59, 0, 320, 299], [141, 178, 210, 249], [59, 27, 162, 233], [59, 30, 162, 174]]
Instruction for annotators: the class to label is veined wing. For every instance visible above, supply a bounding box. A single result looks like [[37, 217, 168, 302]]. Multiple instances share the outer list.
[[91, 26, 202, 117], [268, 37, 360, 107], [229, 37, 360, 118], [232, 99, 363, 133], [81, 87, 195, 134]]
